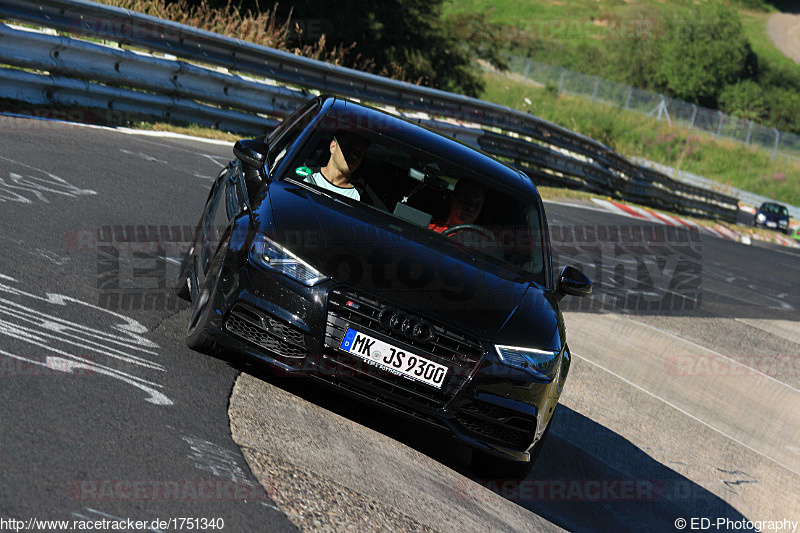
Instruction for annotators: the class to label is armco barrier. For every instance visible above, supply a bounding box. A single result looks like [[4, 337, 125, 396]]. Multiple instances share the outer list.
[[0, 65, 277, 134], [0, 0, 739, 221]]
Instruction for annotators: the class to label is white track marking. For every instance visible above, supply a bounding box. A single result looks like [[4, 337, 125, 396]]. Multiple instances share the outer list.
[[0, 112, 232, 146], [621, 315, 799, 393], [573, 351, 800, 478], [0, 317, 162, 370], [0, 156, 97, 204], [0, 277, 171, 405], [34, 249, 70, 266], [0, 350, 170, 406], [590, 198, 647, 219], [119, 149, 168, 164], [114, 127, 233, 146], [182, 435, 254, 486], [0, 280, 157, 346]]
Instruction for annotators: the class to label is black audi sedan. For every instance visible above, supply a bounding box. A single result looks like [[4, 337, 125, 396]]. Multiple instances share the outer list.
[[176, 95, 591, 470]]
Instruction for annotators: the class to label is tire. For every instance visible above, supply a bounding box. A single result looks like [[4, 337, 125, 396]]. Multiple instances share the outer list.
[[185, 284, 217, 353], [185, 236, 229, 353]]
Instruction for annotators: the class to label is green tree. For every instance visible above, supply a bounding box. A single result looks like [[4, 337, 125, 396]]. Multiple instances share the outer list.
[[604, 6, 663, 89], [654, 3, 756, 107], [202, 0, 486, 96]]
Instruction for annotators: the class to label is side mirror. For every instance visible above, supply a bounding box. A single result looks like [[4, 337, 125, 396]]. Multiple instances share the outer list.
[[557, 266, 592, 299], [234, 140, 270, 196], [233, 139, 269, 171]]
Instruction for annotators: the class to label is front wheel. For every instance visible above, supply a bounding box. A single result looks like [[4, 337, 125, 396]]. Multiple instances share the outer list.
[[185, 235, 229, 353], [185, 284, 216, 353]]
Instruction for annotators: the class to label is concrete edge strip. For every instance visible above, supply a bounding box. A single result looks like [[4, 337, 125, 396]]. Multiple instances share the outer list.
[[619, 315, 800, 394], [572, 351, 800, 479]]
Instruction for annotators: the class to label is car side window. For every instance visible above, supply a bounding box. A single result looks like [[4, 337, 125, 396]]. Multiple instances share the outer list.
[[267, 102, 320, 175], [266, 99, 318, 144]]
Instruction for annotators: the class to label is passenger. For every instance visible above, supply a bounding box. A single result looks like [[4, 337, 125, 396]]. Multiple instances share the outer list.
[[428, 179, 487, 233], [304, 131, 369, 200]]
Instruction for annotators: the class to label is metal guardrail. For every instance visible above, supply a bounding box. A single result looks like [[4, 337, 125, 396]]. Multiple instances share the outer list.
[[0, 0, 740, 222], [632, 157, 800, 222], [0, 23, 308, 117], [0, 65, 277, 134]]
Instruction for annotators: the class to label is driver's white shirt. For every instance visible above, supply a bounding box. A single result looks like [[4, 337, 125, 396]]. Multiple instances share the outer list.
[[304, 171, 360, 201]]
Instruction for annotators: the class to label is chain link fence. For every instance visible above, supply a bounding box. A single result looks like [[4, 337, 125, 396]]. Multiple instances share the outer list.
[[507, 56, 800, 162]]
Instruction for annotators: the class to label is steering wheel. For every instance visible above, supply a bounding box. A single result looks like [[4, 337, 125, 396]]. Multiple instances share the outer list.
[[441, 224, 497, 246]]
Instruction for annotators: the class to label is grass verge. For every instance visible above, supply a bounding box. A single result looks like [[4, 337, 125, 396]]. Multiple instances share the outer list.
[[481, 71, 800, 206]]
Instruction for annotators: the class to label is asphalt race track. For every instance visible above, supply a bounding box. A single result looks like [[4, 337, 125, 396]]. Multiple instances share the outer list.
[[1, 115, 798, 532]]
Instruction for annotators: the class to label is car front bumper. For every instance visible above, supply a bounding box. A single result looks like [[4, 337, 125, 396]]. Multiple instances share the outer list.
[[200, 258, 557, 462]]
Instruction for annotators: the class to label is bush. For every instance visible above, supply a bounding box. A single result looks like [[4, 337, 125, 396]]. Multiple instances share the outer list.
[[763, 88, 800, 132], [718, 80, 767, 120]]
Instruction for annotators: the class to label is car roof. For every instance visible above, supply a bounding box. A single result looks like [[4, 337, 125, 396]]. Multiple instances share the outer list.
[[323, 96, 539, 199]]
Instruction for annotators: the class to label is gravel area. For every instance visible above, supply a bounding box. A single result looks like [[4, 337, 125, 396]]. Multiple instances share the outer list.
[[228, 372, 561, 533], [241, 447, 439, 533], [767, 11, 800, 64]]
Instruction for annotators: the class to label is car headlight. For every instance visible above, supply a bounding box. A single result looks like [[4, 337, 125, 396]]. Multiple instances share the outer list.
[[756, 213, 766, 222], [249, 233, 328, 286], [494, 344, 560, 380]]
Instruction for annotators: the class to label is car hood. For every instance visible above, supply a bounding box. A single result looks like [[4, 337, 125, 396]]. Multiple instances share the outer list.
[[264, 182, 558, 342]]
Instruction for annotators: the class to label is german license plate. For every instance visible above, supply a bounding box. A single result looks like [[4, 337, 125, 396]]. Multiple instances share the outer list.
[[766, 221, 777, 228], [339, 328, 447, 389]]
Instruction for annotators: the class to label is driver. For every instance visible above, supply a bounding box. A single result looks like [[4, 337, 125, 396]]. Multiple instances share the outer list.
[[304, 131, 370, 200], [428, 179, 487, 233]]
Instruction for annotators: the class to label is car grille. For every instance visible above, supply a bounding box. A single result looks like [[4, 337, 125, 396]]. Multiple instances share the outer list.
[[455, 400, 536, 450], [308, 374, 450, 433], [225, 304, 307, 359], [324, 288, 485, 410]]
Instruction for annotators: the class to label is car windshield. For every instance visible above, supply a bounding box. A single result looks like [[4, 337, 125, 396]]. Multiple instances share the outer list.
[[762, 204, 788, 216], [281, 115, 548, 285]]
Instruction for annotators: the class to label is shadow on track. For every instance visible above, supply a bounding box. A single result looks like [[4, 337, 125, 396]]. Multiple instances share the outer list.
[[212, 347, 753, 532]]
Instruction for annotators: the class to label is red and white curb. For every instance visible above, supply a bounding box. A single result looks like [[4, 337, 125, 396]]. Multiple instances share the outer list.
[[748, 230, 797, 247], [590, 199, 745, 243]]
